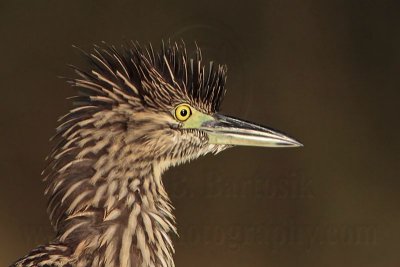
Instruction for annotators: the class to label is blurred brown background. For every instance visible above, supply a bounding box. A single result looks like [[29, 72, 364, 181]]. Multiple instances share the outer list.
[[0, 0, 399, 266]]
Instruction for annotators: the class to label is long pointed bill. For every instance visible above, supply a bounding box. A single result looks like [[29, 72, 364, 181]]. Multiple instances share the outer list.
[[199, 114, 302, 147]]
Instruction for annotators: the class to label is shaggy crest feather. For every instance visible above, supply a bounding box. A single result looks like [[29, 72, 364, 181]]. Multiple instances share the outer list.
[[69, 41, 227, 113]]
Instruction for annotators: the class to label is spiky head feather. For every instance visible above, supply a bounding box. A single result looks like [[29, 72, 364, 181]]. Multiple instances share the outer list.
[[70, 41, 227, 114]]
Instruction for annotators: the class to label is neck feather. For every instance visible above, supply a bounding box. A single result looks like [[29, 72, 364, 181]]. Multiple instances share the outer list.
[[43, 119, 176, 267]]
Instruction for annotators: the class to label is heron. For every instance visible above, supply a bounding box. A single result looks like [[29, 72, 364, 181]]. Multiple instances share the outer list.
[[11, 41, 302, 267]]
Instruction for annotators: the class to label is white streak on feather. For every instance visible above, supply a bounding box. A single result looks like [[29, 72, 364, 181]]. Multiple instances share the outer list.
[[119, 203, 140, 266], [116, 70, 139, 94], [92, 70, 119, 90], [92, 184, 107, 206], [67, 191, 91, 212], [136, 226, 151, 266], [91, 53, 116, 77], [104, 209, 121, 221], [100, 224, 118, 247], [61, 180, 85, 203], [60, 221, 86, 242], [142, 212, 155, 243]]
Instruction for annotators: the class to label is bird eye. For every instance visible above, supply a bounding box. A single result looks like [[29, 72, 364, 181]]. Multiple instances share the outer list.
[[174, 104, 192, 122]]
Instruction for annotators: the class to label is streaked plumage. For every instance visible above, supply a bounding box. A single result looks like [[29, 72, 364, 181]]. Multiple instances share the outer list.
[[11, 41, 301, 267]]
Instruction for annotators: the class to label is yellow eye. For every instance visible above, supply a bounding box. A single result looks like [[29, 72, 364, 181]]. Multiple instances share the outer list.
[[175, 104, 192, 122]]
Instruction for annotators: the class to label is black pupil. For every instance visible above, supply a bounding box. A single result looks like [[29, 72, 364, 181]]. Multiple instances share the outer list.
[[180, 109, 188, 117]]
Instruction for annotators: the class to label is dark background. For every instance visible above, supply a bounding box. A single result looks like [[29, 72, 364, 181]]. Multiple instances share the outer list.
[[0, 0, 399, 266]]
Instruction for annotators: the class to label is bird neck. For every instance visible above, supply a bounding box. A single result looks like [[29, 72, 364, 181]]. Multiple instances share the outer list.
[[45, 141, 176, 266]]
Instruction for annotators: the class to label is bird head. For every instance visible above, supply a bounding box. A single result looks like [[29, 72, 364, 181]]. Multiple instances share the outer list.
[[66, 41, 301, 171]]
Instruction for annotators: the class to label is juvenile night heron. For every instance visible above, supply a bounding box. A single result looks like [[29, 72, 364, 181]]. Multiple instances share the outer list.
[[11, 41, 301, 267]]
